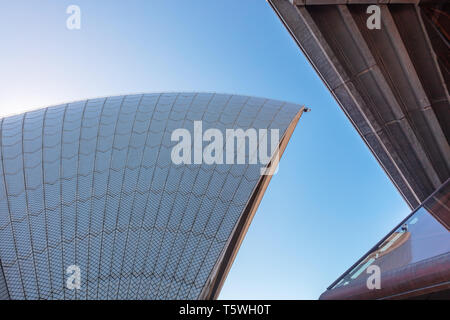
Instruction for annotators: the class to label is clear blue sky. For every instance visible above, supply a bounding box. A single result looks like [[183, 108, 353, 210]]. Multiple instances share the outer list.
[[0, 0, 410, 299]]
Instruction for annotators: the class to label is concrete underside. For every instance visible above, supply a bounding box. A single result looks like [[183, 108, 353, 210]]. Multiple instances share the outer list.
[[269, 0, 450, 210]]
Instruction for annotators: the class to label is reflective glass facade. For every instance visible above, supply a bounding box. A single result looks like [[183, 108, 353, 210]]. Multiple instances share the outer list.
[[330, 179, 450, 291], [0, 93, 302, 300]]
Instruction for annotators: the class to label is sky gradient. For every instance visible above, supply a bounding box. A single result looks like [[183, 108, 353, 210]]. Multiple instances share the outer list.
[[0, 0, 411, 299]]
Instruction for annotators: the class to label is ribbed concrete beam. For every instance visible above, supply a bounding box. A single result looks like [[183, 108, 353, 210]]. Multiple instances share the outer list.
[[270, 0, 422, 207], [415, 5, 450, 142], [289, 0, 436, 5], [269, 0, 450, 208], [340, 4, 447, 189], [289, 0, 426, 6], [312, 4, 441, 200], [394, 4, 450, 141], [351, 5, 450, 181]]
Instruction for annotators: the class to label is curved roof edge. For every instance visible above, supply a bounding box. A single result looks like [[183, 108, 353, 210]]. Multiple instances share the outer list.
[[200, 107, 305, 299]]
